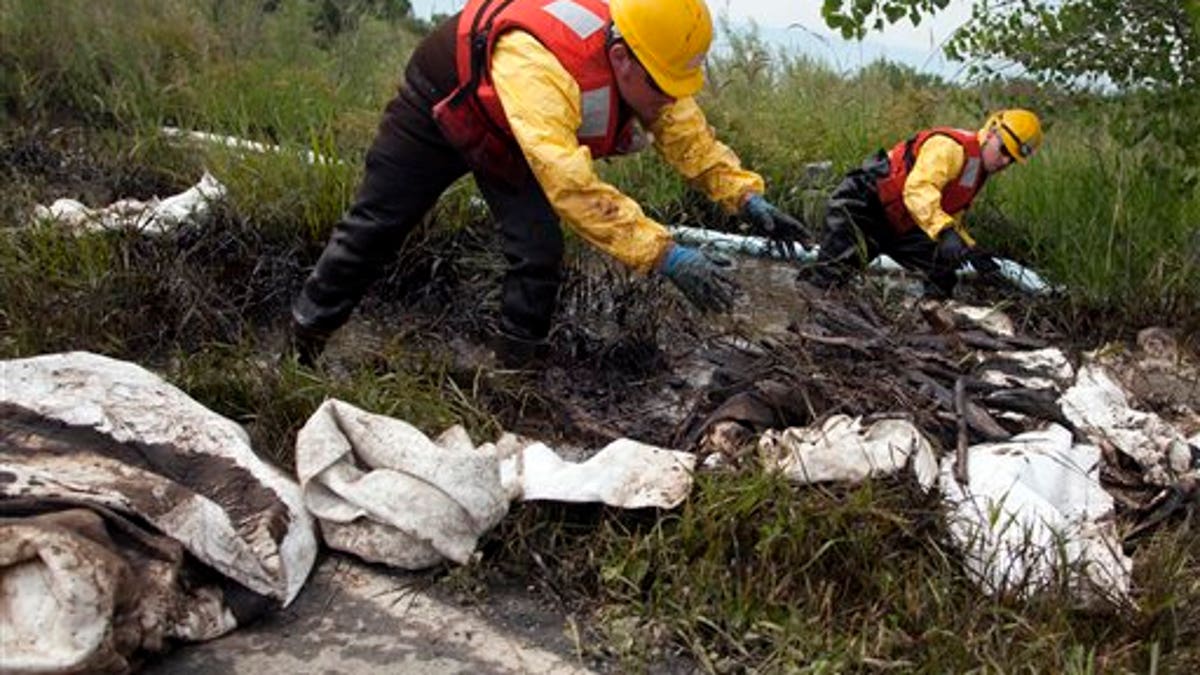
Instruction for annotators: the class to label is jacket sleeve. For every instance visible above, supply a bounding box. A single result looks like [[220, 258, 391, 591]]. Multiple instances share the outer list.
[[489, 31, 673, 275], [903, 135, 974, 243], [648, 98, 765, 213]]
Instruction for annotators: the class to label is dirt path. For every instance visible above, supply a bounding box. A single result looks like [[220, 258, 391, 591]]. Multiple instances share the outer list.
[[145, 555, 600, 675]]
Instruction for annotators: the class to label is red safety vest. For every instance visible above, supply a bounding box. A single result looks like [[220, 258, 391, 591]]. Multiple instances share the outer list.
[[456, 0, 637, 159], [876, 127, 986, 235]]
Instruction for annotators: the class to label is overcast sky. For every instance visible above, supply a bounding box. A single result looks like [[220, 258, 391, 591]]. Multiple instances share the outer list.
[[408, 0, 976, 51]]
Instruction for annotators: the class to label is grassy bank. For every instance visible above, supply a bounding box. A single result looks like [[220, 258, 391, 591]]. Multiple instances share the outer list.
[[491, 475, 1198, 672], [2, 1, 1197, 672], [3, 0, 1195, 335]]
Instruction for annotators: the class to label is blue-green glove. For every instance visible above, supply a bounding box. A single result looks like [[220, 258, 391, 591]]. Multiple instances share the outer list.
[[660, 244, 739, 314], [741, 194, 811, 259]]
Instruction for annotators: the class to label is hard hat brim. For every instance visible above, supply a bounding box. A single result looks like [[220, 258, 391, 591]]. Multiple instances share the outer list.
[[645, 62, 705, 99]]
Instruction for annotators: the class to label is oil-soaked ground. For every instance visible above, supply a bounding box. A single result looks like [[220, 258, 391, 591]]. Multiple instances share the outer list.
[[5, 127, 1199, 672], [5, 126, 1197, 451], [0, 127, 759, 452], [6, 125, 1198, 499]]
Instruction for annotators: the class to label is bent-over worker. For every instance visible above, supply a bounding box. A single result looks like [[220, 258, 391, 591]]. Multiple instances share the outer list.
[[807, 109, 1044, 298], [289, 0, 805, 365]]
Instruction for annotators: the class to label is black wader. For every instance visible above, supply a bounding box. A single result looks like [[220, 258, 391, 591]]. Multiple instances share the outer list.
[[291, 15, 564, 360], [810, 152, 959, 298]]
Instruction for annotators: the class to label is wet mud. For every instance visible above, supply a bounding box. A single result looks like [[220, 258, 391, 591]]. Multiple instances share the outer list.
[[3, 127, 1192, 458], [4, 126, 1199, 673]]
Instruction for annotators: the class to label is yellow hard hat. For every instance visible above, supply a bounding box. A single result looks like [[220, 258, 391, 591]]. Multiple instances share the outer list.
[[610, 0, 713, 98], [984, 109, 1043, 163]]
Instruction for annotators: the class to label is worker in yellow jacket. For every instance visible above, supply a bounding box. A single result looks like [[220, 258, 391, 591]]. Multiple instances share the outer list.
[[808, 109, 1043, 298], [290, 0, 804, 365]]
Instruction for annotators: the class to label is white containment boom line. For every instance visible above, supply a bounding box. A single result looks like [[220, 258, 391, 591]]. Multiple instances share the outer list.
[[667, 225, 1059, 296]]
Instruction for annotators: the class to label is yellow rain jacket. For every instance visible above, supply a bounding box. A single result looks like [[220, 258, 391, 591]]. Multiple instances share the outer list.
[[490, 31, 764, 274], [901, 131, 991, 246]]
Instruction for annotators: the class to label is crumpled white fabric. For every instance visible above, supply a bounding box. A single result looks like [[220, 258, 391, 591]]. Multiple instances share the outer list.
[[502, 440, 696, 508], [295, 399, 696, 570], [939, 425, 1131, 605], [758, 415, 939, 491], [0, 510, 237, 675], [0, 352, 316, 604], [1, 351, 318, 673], [2, 515, 136, 675], [296, 399, 510, 569], [31, 172, 226, 235], [1061, 364, 1199, 486], [747, 309, 1191, 607]]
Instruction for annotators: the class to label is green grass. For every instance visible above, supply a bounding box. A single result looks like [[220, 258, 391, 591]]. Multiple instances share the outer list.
[[168, 343, 499, 468], [1, 2, 1198, 672], [976, 117, 1200, 335], [4, 0, 1194, 331], [487, 472, 1198, 672]]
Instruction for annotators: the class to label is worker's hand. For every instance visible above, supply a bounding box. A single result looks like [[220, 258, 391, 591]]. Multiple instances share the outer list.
[[966, 248, 1020, 292], [935, 229, 970, 266], [966, 248, 1002, 277], [660, 244, 740, 314], [741, 194, 811, 259]]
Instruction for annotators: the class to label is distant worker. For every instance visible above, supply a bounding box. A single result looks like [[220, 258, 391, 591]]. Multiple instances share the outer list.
[[806, 109, 1043, 298], [289, 0, 805, 365]]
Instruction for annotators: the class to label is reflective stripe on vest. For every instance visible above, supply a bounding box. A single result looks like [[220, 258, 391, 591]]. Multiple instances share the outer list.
[[579, 86, 613, 138], [959, 156, 981, 189], [455, 0, 635, 159], [542, 0, 605, 39], [875, 127, 985, 235]]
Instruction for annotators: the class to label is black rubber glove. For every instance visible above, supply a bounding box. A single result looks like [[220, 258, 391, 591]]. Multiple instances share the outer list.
[[935, 229, 970, 266], [660, 244, 740, 314], [966, 248, 1002, 276], [741, 194, 811, 259], [966, 248, 1024, 293]]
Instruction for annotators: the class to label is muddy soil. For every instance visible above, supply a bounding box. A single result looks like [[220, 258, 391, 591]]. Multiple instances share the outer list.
[[7, 125, 1196, 498], [0, 127, 179, 219], [7, 125, 1196, 453], [6, 126, 1199, 672], [0, 128, 1158, 448]]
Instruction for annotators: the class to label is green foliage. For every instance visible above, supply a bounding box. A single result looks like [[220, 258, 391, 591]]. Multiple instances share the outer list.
[[204, 138, 361, 242], [0, 226, 125, 355], [821, 0, 953, 39], [0, 0, 210, 123], [305, 0, 413, 43], [946, 0, 1197, 90], [170, 344, 481, 468], [499, 472, 1199, 671], [978, 116, 1200, 328], [947, 0, 1200, 187], [0, 0, 415, 139], [821, 0, 1200, 187]]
